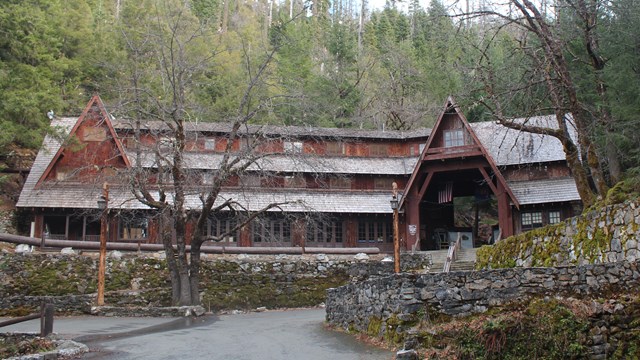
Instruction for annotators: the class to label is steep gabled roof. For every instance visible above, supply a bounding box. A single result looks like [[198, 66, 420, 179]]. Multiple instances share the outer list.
[[401, 97, 520, 208], [35, 95, 130, 188]]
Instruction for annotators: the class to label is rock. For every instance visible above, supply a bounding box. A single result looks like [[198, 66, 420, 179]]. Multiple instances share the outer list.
[[56, 340, 89, 357], [396, 349, 419, 360], [152, 251, 166, 260], [316, 253, 329, 262], [381, 256, 393, 262], [354, 253, 369, 261], [108, 250, 123, 259], [237, 254, 249, 260], [15, 244, 33, 253], [255, 306, 267, 312], [131, 277, 143, 290], [184, 305, 206, 317], [60, 247, 76, 255]]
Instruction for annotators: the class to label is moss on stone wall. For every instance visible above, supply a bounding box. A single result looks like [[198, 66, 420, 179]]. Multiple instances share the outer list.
[[477, 199, 640, 269], [0, 252, 366, 313]]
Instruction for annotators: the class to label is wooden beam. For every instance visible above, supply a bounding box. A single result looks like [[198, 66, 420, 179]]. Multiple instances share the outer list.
[[418, 172, 434, 199], [424, 149, 483, 162], [421, 158, 490, 173], [478, 167, 498, 195]]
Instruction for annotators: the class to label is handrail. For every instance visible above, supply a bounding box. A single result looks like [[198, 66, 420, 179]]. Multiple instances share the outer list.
[[443, 232, 462, 273], [0, 303, 54, 336]]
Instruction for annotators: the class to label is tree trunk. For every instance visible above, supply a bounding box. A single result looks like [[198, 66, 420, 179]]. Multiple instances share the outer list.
[[189, 241, 203, 305], [160, 215, 182, 305]]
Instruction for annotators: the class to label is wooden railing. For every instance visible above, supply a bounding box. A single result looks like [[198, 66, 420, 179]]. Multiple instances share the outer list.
[[0, 303, 54, 336], [443, 232, 462, 273]]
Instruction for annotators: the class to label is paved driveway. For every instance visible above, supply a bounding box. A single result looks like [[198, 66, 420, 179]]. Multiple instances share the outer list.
[[3, 309, 392, 360]]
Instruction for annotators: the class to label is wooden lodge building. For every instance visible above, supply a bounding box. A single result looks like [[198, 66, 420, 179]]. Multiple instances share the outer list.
[[17, 96, 582, 252]]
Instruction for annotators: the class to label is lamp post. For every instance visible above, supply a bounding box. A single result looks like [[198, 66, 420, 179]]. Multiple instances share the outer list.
[[390, 193, 400, 274], [97, 182, 109, 306]]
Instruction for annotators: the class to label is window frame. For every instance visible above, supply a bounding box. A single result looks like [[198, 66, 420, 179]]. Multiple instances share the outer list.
[[443, 129, 465, 148]]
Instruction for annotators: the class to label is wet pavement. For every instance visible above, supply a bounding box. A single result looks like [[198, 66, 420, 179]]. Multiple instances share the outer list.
[[2, 309, 393, 360]]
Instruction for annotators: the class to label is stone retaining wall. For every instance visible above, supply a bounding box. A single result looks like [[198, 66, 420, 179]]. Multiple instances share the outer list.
[[326, 261, 640, 336], [477, 200, 640, 268], [0, 251, 431, 315]]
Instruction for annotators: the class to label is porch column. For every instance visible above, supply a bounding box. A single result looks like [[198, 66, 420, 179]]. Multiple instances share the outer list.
[[291, 218, 306, 248], [497, 181, 514, 239], [345, 218, 357, 248], [404, 188, 421, 251], [34, 213, 44, 239], [238, 225, 251, 247]]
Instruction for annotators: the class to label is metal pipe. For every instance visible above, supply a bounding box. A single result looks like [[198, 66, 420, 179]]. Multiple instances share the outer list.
[[0, 233, 381, 255]]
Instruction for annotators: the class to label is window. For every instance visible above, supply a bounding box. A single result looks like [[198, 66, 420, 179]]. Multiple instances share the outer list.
[[444, 129, 465, 148], [330, 177, 351, 189], [284, 175, 306, 188], [202, 172, 216, 185], [208, 216, 238, 242], [326, 142, 345, 155], [158, 136, 175, 151], [369, 143, 388, 157], [549, 211, 561, 224], [521, 211, 543, 230], [204, 138, 216, 151], [357, 219, 392, 243], [251, 217, 291, 244], [307, 220, 344, 243], [284, 141, 303, 153], [374, 177, 395, 190], [119, 216, 148, 240], [242, 174, 262, 187]]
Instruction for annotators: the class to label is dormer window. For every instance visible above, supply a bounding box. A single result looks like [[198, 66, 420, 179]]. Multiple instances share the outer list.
[[444, 129, 465, 148]]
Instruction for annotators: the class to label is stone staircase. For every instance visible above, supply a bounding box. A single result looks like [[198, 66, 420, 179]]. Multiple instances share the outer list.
[[428, 247, 478, 273]]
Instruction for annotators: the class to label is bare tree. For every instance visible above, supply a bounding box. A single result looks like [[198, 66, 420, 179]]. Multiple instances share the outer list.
[[112, 0, 309, 305], [458, 0, 616, 207]]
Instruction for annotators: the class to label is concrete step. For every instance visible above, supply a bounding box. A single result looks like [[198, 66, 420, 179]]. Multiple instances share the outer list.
[[450, 261, 476, 272], [425, 247, 478, 273]]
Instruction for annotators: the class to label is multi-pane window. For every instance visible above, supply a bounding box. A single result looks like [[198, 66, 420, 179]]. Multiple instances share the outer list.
[[284, 141, 303, 153], [326, 142, 345, 155], [357, 219, 393, 243], [444, 129, 465, 148], [369, 143, 388, 157], [252, 217, 291, 244], [549, 211, 561, 224], [208, 216, 238, 243], [521, 211, 543, 230], [330, 177, 351, 189], [307, 221, 344, 243]]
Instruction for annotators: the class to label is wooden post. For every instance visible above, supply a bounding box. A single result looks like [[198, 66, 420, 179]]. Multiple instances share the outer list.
[[392, 182, 400, 274], [393, 203, 400, 273], [97, 183, 109, 306], [40, 302, 54, 337]]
